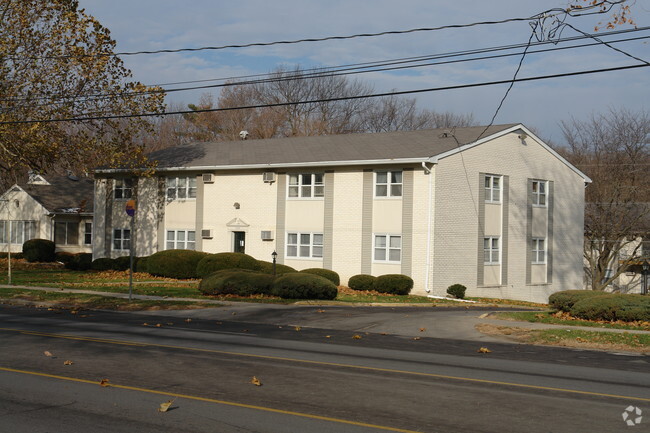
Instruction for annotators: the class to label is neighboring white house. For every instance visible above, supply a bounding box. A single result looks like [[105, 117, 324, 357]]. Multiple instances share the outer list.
[[0, 173, 94, 254], [93, 124, 590, 303]]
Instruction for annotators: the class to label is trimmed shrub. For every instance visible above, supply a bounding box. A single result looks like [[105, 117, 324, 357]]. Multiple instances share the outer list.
[[136, 256, 150, 273], [374, 274, 413, 295], [548, 290, 606, 312], [300, 268, 340, 286], [271, 273, 338, 300], [113, 255, 132, 271], [199, 270, 274, 296], [55, 252, 75, 265], [570, 294, 650, 322], [146, 249, 208, 279], [447, 284, 467, 299], [91, 257, 115, 271], [0, 252, 23, 259], [196, 252, 260, 278], [67, 253, 92, 271], [22, 239, 56, 262], [257, 260, 296, 275], [348, 274, 377, 291]]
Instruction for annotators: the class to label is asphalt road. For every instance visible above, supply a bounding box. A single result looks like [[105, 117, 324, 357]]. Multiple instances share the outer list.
[[0, 303, 648, 432]]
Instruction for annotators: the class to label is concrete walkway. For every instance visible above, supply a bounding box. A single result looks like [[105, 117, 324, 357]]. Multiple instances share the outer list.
[[2, 284, 649, 343]]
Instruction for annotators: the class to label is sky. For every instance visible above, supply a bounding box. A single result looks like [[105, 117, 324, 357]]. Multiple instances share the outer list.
[[77, 0, 649, 144]]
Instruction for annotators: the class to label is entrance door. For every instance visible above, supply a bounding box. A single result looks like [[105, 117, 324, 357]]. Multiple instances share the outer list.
[[233, 231, 246, 253]]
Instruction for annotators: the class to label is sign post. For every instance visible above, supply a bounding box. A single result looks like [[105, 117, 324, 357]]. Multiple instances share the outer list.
[[125, 199, 136, 301]]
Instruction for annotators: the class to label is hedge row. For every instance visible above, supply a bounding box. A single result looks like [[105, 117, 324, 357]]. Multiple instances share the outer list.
[[347, 274, 413, 295], [550, 290, 650, 322]]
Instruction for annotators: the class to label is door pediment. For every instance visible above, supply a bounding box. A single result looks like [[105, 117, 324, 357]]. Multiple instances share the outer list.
[[226, 217, 250, 228]]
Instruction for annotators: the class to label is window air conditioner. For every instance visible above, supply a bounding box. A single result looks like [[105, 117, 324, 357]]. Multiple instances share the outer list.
[[262, 172, 276, 183], [261, 230, 274, 240], [202, 173, 214, 183], [201, 229, 213, 239]]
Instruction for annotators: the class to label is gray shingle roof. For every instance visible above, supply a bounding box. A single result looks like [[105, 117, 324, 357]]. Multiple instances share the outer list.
[[147, 124, 519, 169], [19, 175, 94, 214]]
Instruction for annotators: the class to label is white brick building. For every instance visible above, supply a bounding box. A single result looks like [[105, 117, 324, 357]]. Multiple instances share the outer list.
[[93, 124, 590, 303]]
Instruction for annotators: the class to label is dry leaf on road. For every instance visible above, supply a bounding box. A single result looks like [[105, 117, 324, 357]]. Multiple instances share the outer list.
[[477, 347, 492, 353], [63, 360, 73, 365], [100, 378, 110, 387], [251, 376, 262, 386], [352, 334, 362, 339], [158, 398, 176, 412], [43, 351, 53, 357]]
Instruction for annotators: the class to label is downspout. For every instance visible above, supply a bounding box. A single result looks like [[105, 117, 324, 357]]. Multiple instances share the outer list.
[[422, 161, 433, 292]]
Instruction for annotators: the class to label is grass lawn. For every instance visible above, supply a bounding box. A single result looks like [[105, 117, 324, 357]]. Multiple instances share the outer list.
[[529, 328, 650, 350], [494, 310, 650, 331]]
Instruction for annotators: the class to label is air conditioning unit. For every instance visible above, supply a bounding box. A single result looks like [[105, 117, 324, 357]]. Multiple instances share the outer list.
[[201, 229, 213, 239], [262, 172, 276, 183], [202, 173, 214, 183], [261, 230, 274, 240]]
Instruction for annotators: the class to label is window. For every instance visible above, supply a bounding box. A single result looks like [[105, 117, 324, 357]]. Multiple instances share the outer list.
[[286, 232, 323, 258], [84, 222, 93, 245], [114, 178, 133, 199], [6, 221, 37, 245], [532, 238, 546, 264], [166, 230, 196, 250], [54, 222, 79, 245], [484, 175, 501, 203], [113, 228, 130, 251], [484, 237, 500, 264], [532, 180, 547, 206], [167, 176, 197, 200], [375, 171, 402, 197], [374, 234, 401, 262], [0, 221, 6, 244], [288, 174, 324, 198]]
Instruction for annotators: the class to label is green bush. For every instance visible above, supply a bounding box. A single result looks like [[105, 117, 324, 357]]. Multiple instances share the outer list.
[[55, 252, 75, 265], [570, 294, 650, 322], [548, 290, 605, 312], [66, 253, 93, 271], [113, 256, 132, 271], [91, 257, 115, 271], [199, 270, 274, 296], [196, 252, 260, 278], [0, 252, 23, 259], [257, 260, 296, 275], [146, 249, 208, 279], [300, 268, 340, 286], [374, 274, 413, 295], [347, 274, 377, 291], [22, 239, 56, 262], [136, 256, 150, 273], [447, 284, 467, 299], [271, 273, 338, 300]]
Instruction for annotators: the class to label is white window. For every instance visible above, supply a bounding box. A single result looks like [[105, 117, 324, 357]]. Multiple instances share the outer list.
[[286, 232, 323, 258], [113, 228, 130, 251], [532, 238, 546, 264], [485, 175, 501, 203], [166, 230, 196, 250], [6, 221, 37, 245], [288, 174, 324, 198], [84, 222, 93, 245], [375, 171, 402, 197], [374, 234, 401, 262], [167, 176, 197, 200], [532, 180, 547, 206], [114, 178, 133, 199], [55, 222, 79, 245], [484, 237, 500, 264], [0, 221, 6, 244]]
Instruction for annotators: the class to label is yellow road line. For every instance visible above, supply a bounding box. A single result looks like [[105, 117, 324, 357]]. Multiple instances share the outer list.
[[1, 327, 649, 403], [0, 366, 418, 433]]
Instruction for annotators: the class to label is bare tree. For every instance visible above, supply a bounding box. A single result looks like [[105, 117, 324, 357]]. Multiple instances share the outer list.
[[561, 107, 650, 291]]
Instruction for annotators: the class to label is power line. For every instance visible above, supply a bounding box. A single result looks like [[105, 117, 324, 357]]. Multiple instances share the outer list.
[[2, 63, 647, 125], [6, 1, 627, 60]]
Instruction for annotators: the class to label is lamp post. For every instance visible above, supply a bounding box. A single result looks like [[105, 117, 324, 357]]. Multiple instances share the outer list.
[[272, 250, 278, 277], [642, 260, 649, 296]]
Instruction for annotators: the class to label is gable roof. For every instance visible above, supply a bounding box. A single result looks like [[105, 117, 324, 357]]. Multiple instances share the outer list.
[[16, 175, 94, 215]]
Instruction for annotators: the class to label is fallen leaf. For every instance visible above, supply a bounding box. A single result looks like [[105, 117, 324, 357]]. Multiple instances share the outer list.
[[325, 335, 331, 338], [142, 323, 149, 326], [231, 312, 237, 315], [158, 398, 176, 412], [477, 347, 492, 353], [44, 351, 53, 357], [155, 323, 162, 327], [251, 376, 262, 386], [352, 334, 362, 339], [71, 310, 78, 315], [100, 378, 110, 387], [412, 337, 421, 340], [294, 326, 301, 331], [380, 332, 388, 335], [419, 328, 426, 332], [184, 318, 192, 323], [316, 309, 326, 313], [63, 360, 73, 365]]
